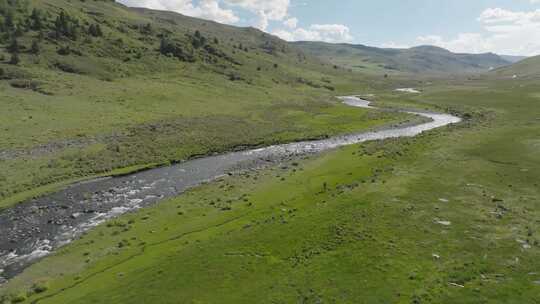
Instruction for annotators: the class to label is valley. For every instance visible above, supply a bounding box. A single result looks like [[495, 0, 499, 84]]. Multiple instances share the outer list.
[[0, 0, 539, 303]]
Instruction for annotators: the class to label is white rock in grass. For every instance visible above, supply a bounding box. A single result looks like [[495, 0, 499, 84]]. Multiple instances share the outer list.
[[436, 220, 452, 226], [395, 88, 421, 93]]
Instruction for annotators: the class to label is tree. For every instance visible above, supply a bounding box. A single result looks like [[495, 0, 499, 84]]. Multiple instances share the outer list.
[[142, 23, 152, 35], [54, 11, 79, 40], [4, 11, 14, 29], [159, 37, 170, 55], [191, 30, 206, 49], [9, 52, 19, 65], [30, 8, 43, 30], [30, 40, 40, 54], [7, 38, 19, 53], [88, 24, 102, 37]]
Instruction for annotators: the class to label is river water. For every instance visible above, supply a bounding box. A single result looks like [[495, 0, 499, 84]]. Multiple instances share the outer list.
[[0, 96, 461, 283]]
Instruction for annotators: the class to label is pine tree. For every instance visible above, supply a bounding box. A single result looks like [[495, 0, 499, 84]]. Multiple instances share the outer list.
[[88, 24, 103, 37], [30, 40, 40, 54], [141, 23, 152, 35], [9, 52, 19, 65], [4, 11, 13, 28], [159, 37, 170, 55], [54, 11, 79, 40], [30, 8, 43, 30], [7, 37, 19, 53]]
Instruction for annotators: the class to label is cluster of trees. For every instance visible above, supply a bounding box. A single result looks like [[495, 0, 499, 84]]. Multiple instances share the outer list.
[[159, 30, 213, 62], [190, 30, 206, 49], [88, 23, 103, 37], [0, 1, 106, 65], [0, 0, 30, 38], [53, 11, 103, 40], [159, 37, 196, 62], [53, 11, 80, 40]]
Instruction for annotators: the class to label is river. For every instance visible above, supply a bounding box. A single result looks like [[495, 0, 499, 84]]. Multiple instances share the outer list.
[[0, 96, 461, 283]]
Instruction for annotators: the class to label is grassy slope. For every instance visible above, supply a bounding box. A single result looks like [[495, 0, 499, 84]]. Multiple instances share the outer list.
[[294, 41, 511, 74], [0, 0, 411, 208], [492, 55, 540, 79], [2, 76, 539, 303]]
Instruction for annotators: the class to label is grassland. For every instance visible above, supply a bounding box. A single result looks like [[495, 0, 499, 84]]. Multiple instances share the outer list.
[[0, 0, 415, 209], [1, 1, 539, 303], [0, 65, 413, 209], [2, 74, 539, 303]]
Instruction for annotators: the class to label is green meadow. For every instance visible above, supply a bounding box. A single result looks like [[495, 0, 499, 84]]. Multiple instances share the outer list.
[[1, 0, 540, 303], [3, 76, 539, 303], [0, 0, 414, 209]]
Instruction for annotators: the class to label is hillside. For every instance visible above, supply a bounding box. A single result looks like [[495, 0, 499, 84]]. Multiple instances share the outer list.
[[294, 41, 511, 74], [492, 55, 540, 78], [0, 0, 323, 84], [500, 55, 527, 63], [0, 0, 407, 208]]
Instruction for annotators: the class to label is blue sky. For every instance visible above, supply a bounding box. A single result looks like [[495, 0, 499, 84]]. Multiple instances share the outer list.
[[118, 0, 540, 56]]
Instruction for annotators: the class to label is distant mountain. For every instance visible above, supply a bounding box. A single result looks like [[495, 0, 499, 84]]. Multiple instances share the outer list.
[[499, 55, 527, 63], [293, 41, 512, 74]]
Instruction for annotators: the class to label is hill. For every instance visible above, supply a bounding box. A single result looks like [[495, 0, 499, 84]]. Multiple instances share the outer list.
[[293, 41, 511, 74], [499, 55, 527, 63], [0, 0, 407, 208], [492, 55, 540, 79]]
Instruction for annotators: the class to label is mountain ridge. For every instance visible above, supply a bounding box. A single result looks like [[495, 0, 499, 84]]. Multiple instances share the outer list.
[[293, 41, 512, 74]]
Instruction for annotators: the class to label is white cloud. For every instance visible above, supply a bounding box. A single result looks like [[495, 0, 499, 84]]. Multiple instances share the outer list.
[[225, 0, 290, 30], [283, 17, 298, 29], [406, 7, 540, 56], [118, 0, 355, 43], [225, 0, 289, 20], [118, 0, 291, 30], [273, 24, 353, 43], [117, 0, 239, 24]]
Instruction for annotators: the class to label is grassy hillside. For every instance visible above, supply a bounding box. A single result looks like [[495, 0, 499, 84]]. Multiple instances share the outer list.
[[492, 55, 540, 79], [499, 55, 527, 63], [0, 0, 412, 208], [2, 74, 539, 303], [294, 41, 511, 74]]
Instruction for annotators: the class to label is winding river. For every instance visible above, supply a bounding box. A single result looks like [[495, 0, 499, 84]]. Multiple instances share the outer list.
[[0, 96, 461, 283]]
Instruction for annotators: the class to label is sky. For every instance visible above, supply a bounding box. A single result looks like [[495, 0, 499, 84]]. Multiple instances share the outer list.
[[117, 0, 540, 56]]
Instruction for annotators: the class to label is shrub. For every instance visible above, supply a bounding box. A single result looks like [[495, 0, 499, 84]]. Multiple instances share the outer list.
[[10, 293, 26, 303], [9, 79, 40, 90], [32, 281, 49, 293]]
